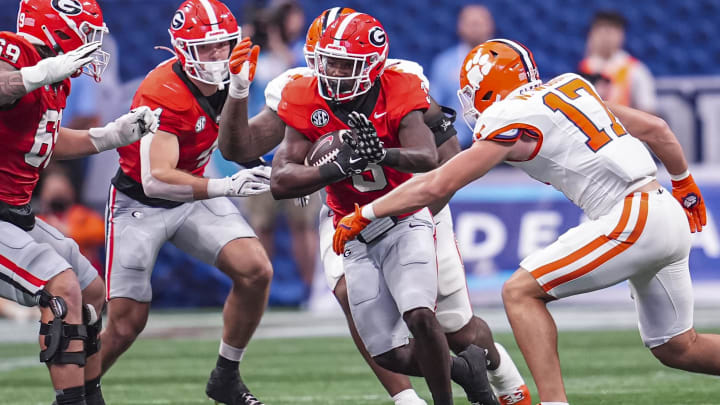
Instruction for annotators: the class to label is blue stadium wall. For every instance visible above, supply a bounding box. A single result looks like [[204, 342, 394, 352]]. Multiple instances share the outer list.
[[1, 0, 718, 80]]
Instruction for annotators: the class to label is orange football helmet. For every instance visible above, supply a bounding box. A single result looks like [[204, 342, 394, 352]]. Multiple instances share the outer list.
[[304, 7, 355, 70], [457, 39, 541, 130]]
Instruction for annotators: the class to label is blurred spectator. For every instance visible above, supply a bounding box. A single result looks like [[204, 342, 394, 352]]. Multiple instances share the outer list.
[[579, 72, 612, 100], [37, 167, 105, 274], [246, 0, 306, 115], [430, 4, 495, 148], [579, 10, 657, 113]]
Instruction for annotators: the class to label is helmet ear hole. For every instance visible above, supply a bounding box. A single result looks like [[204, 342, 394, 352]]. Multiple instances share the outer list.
[[55, 30, 71, 40], [481, 91, 493, 101]]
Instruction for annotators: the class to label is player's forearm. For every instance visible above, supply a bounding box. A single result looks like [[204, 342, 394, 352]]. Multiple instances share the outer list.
[[219, 104, 284, 163], [370, 171, 446, 218], [53, 128, 100, 159], [381, 147, 438, 173], [270, 162, 335, 199], [0, 71, 27, 106], [610, 103, 688, 175], [645, 127, 689, 176], [145, 167, 209, 201], [218, 96, 252, 162]]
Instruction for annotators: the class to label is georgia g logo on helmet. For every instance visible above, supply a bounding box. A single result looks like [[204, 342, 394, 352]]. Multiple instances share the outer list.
[[51, 0, 83, 16], [171, 10, 185, 30], [368, 26, 386, 47]]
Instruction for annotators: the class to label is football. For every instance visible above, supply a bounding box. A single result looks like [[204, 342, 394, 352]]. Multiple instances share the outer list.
[[304, 130, 351, 166]]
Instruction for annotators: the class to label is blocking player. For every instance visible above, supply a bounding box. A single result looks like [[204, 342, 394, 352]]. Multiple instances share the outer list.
[[333, 39, 720, 404], [271, 12, 497, 405], [99, 1, 272, 404], [0, 1, 159, 404]]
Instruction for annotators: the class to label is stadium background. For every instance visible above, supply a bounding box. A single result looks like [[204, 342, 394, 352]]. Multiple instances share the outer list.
[[0, 0, 718, 309], [2, 1, 720, 404]]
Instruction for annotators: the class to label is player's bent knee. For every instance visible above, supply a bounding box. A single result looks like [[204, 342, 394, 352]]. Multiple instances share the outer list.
[[402, 307, 437, 337], [36, 290, 87, 366], [650, 329, 696, 369]]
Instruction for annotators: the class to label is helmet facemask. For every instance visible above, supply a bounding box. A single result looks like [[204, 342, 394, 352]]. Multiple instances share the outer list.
[[76, 20, 109, 80], [172, 32, 238, 90], [315, 45, 381, 101]]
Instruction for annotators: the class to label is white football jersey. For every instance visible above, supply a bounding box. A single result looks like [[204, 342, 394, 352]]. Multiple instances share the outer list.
[[264, 59, 430, 112], [474, 73, 657, 219]]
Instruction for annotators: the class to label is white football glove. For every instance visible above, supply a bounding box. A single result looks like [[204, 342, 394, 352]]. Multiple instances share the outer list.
[[207, 166, 272, 198], [88, 106, 161, 152], [20, 42, 102, 92]]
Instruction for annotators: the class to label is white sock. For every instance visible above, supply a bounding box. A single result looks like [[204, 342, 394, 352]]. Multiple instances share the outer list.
[[541, 402, 569, 405], [392, 389, 427, 405], [219, 340, 245, 362], [487, 343, 526, 395]]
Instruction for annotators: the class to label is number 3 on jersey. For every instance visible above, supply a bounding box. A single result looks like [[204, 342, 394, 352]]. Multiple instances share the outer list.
[[543, 78, 627, 152], [25, 110, 60, 168]]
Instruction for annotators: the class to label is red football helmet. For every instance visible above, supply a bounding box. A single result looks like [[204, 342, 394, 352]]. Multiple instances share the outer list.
[[304, 7, 356, 70], [315, 12, 389, 102], [457, 39, 541, 129], [17, 0, 109, 81], [169, 0, 240, 88]]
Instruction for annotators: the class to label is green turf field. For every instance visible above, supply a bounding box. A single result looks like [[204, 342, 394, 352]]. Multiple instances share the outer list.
[[1, 329, 719, 405]]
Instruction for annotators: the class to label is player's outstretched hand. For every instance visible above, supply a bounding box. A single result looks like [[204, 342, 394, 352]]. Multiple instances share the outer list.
[[333, 203, 372, 255], [347, 111, 386, 163], [20, 42, 101, 92], [88, 106, 160, 152], [229, 37, 260, 99], [672, 174, 707, 233]]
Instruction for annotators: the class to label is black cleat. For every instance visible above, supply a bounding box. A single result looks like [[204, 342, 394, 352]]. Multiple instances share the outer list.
[[455, 344, 500, 405], [206, 367, 264, 405]]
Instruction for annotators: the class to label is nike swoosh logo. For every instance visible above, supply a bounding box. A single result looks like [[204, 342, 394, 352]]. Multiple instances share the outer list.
[[309, 136, 334, 161], [373, 112, 387, 119], [349, 157, 362, 164]]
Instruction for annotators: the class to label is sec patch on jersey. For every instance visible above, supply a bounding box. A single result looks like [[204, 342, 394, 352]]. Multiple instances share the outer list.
[[305, 130, 352, 166]]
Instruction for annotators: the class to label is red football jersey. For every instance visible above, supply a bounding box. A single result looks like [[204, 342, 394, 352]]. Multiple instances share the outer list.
[[0, 32, 71, 205], [277, 69, 430, 223], [118, 58, 219, 183]]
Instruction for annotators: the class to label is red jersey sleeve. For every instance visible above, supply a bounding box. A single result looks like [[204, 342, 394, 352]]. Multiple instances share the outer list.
[[277, 76, 319, 140], [130, 62, 194, 137], [0, 32, 37, 70]]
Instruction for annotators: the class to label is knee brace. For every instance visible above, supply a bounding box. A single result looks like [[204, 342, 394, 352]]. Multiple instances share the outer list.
[[83, 304, 102, 357], [36, 290, 87, 366]]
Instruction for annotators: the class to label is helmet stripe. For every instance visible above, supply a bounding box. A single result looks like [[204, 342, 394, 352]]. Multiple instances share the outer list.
[[199, 0, 219, 26], [323, 7, 341, 33], [489, 38, 538, 81], [332, 12, 361, 46]]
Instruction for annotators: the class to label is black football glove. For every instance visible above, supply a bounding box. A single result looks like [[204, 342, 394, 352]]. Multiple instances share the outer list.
[[348, 111, 386, 164], [331, 132, 368, 177]]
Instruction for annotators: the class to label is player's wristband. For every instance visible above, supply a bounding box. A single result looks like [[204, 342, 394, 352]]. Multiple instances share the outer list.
[[670, 169, 690, 181], [361, 204, 378, 221], [207, 177, 230, 198], [19, 65, 49, 93]]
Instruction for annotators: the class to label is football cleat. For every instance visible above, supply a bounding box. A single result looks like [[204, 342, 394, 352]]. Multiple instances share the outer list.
[[497, 384, 531, 405], [206, 367, 264, 405], [455, 345, 500, 405]]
